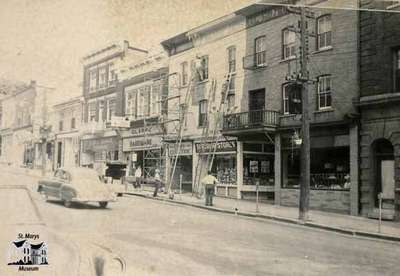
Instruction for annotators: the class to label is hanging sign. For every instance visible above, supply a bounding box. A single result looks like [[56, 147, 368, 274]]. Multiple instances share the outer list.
[[168, 142, 193, 156]]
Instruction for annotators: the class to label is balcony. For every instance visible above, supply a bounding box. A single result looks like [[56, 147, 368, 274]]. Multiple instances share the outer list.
[[243, 51, 267, 70], [222, 109, 280, 135]]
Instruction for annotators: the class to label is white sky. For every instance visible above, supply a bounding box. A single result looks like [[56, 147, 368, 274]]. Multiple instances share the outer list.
[[0, 0, 254, 102]]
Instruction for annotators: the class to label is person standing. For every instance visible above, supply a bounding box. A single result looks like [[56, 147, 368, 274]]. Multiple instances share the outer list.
[[134, 165, 142, 189], [201, 171, 219, 206], [153, 169, 162, 197]]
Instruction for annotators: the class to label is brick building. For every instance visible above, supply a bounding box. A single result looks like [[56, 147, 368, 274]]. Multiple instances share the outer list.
[[357, 0, 400, 220], [80, 41, 147, 175]]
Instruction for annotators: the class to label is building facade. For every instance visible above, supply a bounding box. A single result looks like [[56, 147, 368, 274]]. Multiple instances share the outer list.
[[358, 0, 400, 221], [161, 12, 247, 194], [0, 81, 54, 170], [162, 0, 360, 215], [117, 52, 168, 179], [80, 41, 148, 175], [53, 96, 83, 169]]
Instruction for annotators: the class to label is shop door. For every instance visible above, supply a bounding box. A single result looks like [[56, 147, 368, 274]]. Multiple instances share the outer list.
[[248, 89, 265, 124], [57, 142, 62, 168]]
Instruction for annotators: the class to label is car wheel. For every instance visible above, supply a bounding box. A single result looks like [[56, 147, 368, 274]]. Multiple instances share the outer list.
[[63, 200, 72, 208], [99, 201, 108, 208]]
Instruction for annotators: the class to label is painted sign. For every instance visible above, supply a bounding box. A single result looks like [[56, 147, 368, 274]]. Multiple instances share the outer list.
[[107, 116, 130, 128], [246, 6, 288, 28], [195, 140, 237, 153], [129, 124, 163, 136], [82, 137, 119, 152], [168, 142, 193, 156], [123, 136, 161, 151]]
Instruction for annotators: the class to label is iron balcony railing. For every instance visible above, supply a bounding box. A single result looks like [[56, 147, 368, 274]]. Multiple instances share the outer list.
[[243, 51, 267, 70], [223, 109, 280, 131]]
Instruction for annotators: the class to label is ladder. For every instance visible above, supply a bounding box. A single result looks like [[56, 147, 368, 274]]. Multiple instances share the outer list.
[[192, 73, 233, 197], [166, 76, 195, 196]]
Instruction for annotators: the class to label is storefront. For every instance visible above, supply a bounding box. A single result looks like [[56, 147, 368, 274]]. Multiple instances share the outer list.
[[241, 142, 275, 201], [81, 135, 120, 175], [122, 134, 164, 179], [195, 140, 238, 198], [168, 141, 193, 192], [279, 129, 352, 214]]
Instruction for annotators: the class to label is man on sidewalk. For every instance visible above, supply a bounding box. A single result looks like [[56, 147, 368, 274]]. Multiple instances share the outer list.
[[153, 169, 163, 197], [201, 171, 219, 206], [134, 165, 142, 189]]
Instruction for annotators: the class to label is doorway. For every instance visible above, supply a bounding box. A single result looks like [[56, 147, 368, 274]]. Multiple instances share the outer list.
[[372, 139, 394, 210], [248, 88, 265, 124], [57, 142, 62, 168]]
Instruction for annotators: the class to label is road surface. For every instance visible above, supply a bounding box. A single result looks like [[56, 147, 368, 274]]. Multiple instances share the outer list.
[[1, 168, 399, 275]]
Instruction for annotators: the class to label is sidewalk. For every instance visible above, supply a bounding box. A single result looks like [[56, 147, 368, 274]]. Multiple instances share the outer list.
[[123, 183, 400, 242]]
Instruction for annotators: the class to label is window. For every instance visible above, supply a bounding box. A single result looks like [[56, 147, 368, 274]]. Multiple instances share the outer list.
[[227, 75, 236, 110], [181, 62, 188, 86], [317, 75, 332, 109], [88, 102, 96, 122], [98, 100, 105, 121], [109, 63, 117, 86], [283, 83, 302, 115], [89, 70, 97, 92], [71, 117, 76, 129], [283, 29, 296, 60], [99, 67, 107, 88], [317, 15, 332, 50], [199, 56, 209, 81], [395, 49, 400, 91], [199, 100, 208, 127], [59, 121, 63, 131], [151, 85, 160, 116], [126, 88, 137, 118], [107, 98, 116, 121], [227, 46, 236, 73], [255, 36, 266, 66]]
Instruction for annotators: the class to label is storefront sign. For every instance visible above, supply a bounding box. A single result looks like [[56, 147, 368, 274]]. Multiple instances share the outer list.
[[123, 136, 161, 151], [168, 142, 193, 156], [195, 140, 237, 153], [82, 137, 119, 152], [129, 125, 163, 137]]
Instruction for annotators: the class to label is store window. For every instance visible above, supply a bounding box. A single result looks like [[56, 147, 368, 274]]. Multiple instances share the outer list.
[[283, 29, 296, 60], [317, 75, 332, 109], [243, 155, 274, 186], [198, 100, 208, 127], [282, 146, 350, 190], [317, 15, 332, 50], [210, 155, 237, 185]]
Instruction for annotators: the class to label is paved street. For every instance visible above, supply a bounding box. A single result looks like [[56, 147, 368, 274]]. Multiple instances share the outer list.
[[1, 169, 400, 275]]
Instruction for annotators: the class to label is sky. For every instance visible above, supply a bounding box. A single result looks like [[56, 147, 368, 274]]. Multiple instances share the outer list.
[[0, 0, 254, 103]]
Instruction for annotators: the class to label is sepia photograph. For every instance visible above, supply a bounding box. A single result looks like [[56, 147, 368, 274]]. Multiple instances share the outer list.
[[0, 0, 400, 275]]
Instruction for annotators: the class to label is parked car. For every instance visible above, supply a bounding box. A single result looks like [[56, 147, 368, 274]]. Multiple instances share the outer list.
[[37, 167, 117, 208]]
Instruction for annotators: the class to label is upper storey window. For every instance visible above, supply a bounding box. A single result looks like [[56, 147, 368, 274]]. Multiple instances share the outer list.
[[317, 15, 332, 50]]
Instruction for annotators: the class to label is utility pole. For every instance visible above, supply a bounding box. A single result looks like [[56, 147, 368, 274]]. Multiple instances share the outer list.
[[298, 6, 310, 221]]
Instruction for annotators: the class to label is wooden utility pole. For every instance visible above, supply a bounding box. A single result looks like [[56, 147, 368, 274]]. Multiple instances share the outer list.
[[299, 6, 310, 221]]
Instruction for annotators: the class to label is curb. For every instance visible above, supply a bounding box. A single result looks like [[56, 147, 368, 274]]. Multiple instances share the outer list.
[[124, 192, 400, 243]]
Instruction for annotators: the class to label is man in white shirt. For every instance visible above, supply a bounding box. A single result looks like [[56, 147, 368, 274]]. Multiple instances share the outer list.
[[201, 170, 219, 206], [134, 165, 142, 188]]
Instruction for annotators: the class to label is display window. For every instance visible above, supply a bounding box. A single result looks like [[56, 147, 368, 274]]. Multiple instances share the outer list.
[[209, 154, 237, 185], [243, 154, 274, 186]]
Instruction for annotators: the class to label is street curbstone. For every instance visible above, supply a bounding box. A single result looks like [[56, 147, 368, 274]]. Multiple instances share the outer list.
[[124, 191, 400, 243]]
